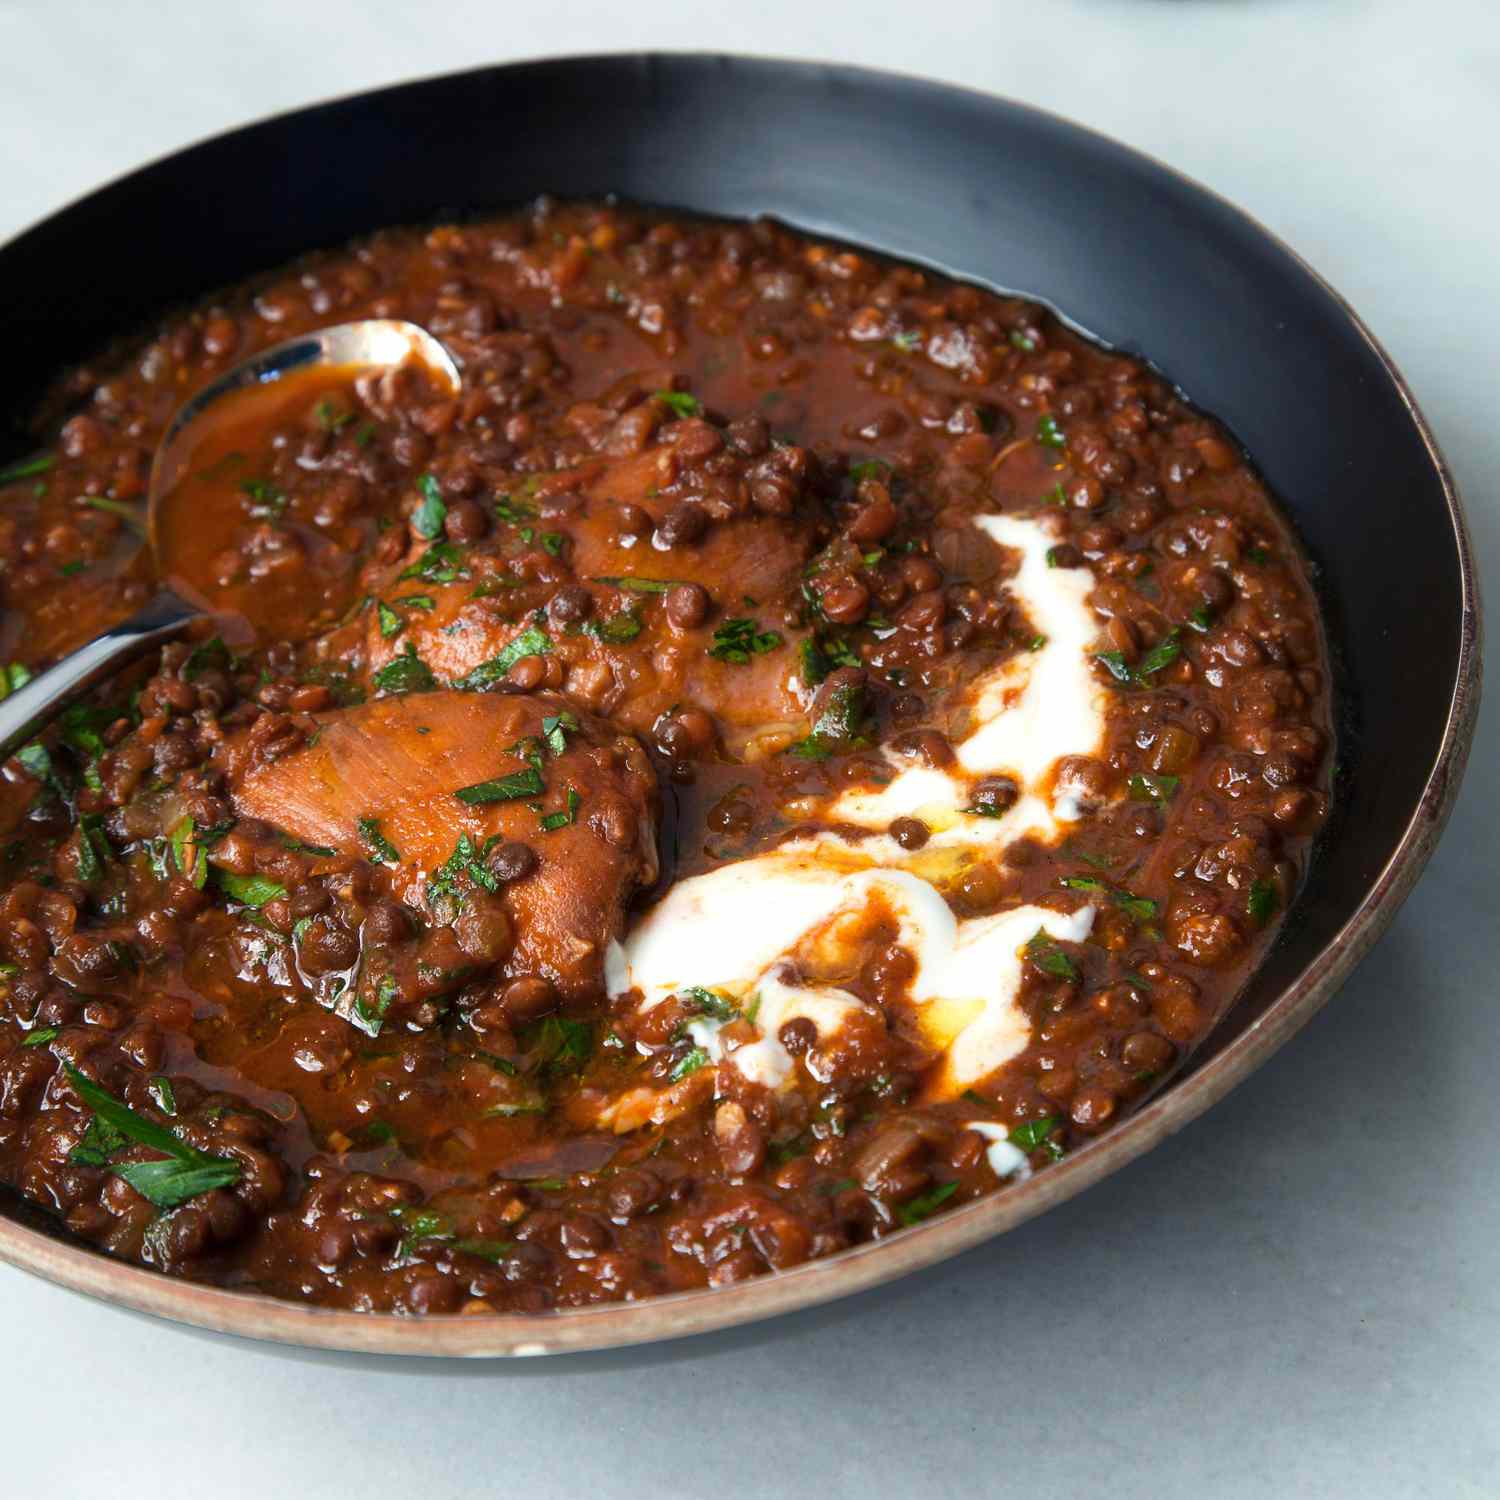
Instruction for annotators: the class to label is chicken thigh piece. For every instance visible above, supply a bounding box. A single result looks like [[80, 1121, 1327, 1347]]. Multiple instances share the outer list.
[[359, 429, 824, 758], [227, 689, 657, 1003]]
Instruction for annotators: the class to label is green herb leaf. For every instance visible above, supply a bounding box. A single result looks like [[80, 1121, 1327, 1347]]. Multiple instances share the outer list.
[[62, 1064, 241, 1203], [398, 541, 466, 584], [896, 1180, 958, 1225], [1025, 929, 1080, 982], [493, 495, 536, 525], [453, 626, 551, 690], [583, 609, 643, 645], [372, 642, 436, 696], [890, 331, 921, 352], [539, 787, 580, 832], [15, 742, 51, 782], [1127, 772, 1180, 803], [21, 1027, 59, 1048], [1136, 628, 1182, 678], [669, 1047, 712, 1082], [358, 816, 400, 865], [454, 766, 545, 805], [412, 473, 447, 539], [376, 601, 404, 640], [1247, 878, 1279, 925], [1035, 414, 1066, 448], [541, 711, 578, 757], [654, 389, 702, 418], [114, 1157, 243, 1210], [395, 593, 436, 611], [680, 985, 739, 1022], [149, 1077, 177, 1115], [590, 575, 674, 594], [1009, 1115, 1065, 1161], [0, 453, 54, 485], [80, 494, 144, 528], [214, 870, 287, 908], [849, 459, 891, 484], [241, 477, 287, 516], [709, 616, 783, 664], [452, 1237, 517, 1261], [527, 1015, 592, 1072], [1095, 651, 1134, 684], [540, 532, 564, 557]]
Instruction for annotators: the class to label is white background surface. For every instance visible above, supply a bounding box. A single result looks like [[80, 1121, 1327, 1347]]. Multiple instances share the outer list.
[[1, 2, 1496, 1495]]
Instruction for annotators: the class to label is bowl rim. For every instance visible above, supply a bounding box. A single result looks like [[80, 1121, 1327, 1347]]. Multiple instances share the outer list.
[[0, 50, 1482, 1359]]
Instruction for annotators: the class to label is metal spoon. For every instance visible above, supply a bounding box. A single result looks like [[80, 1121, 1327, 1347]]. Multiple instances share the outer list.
[[0, 320, 459, 762]]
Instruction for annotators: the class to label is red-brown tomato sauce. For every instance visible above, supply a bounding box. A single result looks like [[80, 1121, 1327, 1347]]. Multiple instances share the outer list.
[[0, 200, 1332, 1313]]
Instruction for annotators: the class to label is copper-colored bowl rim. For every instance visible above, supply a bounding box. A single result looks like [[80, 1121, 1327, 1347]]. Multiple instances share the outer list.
[[0, 56, 1482, 1359]]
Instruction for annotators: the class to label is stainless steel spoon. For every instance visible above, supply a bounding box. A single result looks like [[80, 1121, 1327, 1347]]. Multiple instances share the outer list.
[[0, 319, 459, 761]]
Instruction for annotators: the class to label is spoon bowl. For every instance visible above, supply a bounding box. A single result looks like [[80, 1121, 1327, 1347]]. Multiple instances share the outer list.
[[0, 319, 459, 761]]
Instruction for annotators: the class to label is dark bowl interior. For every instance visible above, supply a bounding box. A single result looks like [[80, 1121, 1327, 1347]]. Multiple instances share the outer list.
[[0, 53, 1478, 1351]]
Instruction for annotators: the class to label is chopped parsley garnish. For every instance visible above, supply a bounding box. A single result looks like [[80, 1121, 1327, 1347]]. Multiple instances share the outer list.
[[849, 459, 890, 484], [669, 1047, 712, 1082], [1246, 545, 1272, 566], [527, 1014, 593, 1072], [168, 815, 207, 888], [789, 676, 870, 760], [541, 710, 578, 756], [453, 626, 552, 689], [539, 787, 580, 832], [1060, 876, 1158, 923], [59, 560, 86, 577], [354, 974, 399, 1038], [357, 817, 400, 865], [62, 1064, 241, 1208], [183, 636, 232, 679], [590, 575, 674, 594], [709, 617, 783, 664], [680, 985, 739, 1021], [797, 634, 860, 687], [428, 833, 501, 903], [896, 1180, 958, 1225], [80, 495, 143, 528], [1044, 483, 1067, 507], [494, 495, 536, 524], [398, 541, 466, 584], [148, 1077, 177, 1116], [653, 389, 702, 418], [372, 642, 436, 696], [1247, 878, 1279, 925], [241, 477, 287, 517], [376, 601, 403, 640], [74, 813, 111, 885], [540, 532, 565, 557], [396, 593, 436, 610], [0, 662, 33, 699], [1035, 414, 1066, 448], [454, 766, 545, 805], [21, 1027, 59, 1048], [1189, 606, 1215, 633], [1009, 1115, 1066, 1161], [1136, 629, 1182, 678], [1096, 629, 1182, 688], [314, 398, 355, 432], [1127, 772, 1180, 803], [412, 473, 447, 539], [0, 453, 54, 485], [1025, 929, 1080, 982], [214, 871, 286, 908], [583, 609, 644, 644], [890, 330, 921, 352]]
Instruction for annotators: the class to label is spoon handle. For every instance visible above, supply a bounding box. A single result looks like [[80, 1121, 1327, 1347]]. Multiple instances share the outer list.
[[0, 590, 205, 763]]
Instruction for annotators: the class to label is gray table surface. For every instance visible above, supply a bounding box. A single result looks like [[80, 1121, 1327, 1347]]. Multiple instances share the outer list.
[[2, 1, 1495, 1495]]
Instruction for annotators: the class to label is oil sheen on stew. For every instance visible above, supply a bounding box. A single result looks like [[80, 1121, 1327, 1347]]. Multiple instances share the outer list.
[[0, 201, 1332, 1315]]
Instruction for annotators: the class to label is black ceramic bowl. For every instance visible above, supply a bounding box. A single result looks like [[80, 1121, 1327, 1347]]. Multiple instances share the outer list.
[[0, 54, 1480, 1357]]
